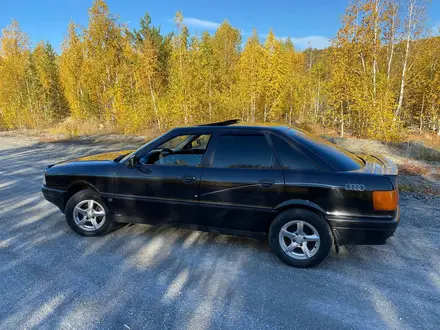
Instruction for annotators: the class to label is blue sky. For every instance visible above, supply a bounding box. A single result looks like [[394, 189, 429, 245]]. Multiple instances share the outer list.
[[1, 0, 440, 52]]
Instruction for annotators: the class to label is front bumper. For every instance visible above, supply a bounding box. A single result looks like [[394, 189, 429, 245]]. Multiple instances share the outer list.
[[326, 207, 400, 245], [41, 186, 66, 212]]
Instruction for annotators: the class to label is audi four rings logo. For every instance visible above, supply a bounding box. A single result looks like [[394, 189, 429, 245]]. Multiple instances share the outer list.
[[345, 183, 366, 191]]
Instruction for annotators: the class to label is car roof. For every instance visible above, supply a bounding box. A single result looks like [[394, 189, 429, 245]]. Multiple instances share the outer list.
[[171, 124, 292, 133]]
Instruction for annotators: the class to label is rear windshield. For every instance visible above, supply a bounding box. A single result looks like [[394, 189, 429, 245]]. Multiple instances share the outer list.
[[287, 129, 364, 171]]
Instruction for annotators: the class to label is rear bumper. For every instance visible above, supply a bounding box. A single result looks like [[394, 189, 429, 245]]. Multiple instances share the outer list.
[[41, 186, 66, 212], [326, 207, 400, 245]]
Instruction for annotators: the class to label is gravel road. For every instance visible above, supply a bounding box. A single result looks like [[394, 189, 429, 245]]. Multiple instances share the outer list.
[[0, 134, 439, 330]]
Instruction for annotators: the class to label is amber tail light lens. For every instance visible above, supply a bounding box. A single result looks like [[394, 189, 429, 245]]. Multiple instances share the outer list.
[[373, 190, 399, 211]]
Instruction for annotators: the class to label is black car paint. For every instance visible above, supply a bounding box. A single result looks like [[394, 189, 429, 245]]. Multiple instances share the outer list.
[[42, 125, 400, 245]]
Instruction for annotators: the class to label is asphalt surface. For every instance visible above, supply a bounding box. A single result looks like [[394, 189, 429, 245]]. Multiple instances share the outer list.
[[0, 135, 439, 330]]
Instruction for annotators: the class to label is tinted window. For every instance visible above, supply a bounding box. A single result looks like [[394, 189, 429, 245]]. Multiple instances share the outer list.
[[287, 129, 364, 171], [271, 135, 318, 170], [213, 135, 274, 169]]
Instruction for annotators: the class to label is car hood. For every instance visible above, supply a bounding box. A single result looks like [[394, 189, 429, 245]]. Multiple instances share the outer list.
[[48, 150, 134, 168]]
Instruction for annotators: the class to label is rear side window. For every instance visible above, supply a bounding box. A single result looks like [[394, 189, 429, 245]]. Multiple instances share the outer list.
[[271, 135, 318, 170], [287, 129, 364, 171], [213, 135, 274, 169]]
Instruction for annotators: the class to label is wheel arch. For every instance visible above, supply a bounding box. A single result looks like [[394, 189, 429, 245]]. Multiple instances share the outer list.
[[274, 199, 326, 215], [64, 180, 100, 211], [272, 200, 338, 249]]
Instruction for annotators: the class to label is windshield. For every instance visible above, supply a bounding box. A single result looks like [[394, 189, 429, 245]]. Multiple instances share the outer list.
[[287, 128, 364, 171], [119, 135, 163, 163]]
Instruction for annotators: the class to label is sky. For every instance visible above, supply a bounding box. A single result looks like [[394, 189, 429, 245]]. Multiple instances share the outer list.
[[1, 0, 440, 53]]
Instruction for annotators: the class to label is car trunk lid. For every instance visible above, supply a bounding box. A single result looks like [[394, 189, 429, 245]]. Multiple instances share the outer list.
[[356, 154, 398, 175]]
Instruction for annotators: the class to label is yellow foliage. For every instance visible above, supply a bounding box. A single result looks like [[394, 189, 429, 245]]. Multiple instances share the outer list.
[[1, 0, 439, 142]]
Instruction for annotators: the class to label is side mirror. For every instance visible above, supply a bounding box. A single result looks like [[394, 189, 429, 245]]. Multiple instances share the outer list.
[[114, 153, 128, 162], [128, 156, 138, 168]]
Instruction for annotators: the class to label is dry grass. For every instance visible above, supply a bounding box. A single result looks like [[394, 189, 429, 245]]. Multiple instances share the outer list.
[[399, 183, 440, 195], [407, 132, 440, 150], [432, 167, 440, 180], [398, 161, 430, 176], [49, 117, 119, 137]]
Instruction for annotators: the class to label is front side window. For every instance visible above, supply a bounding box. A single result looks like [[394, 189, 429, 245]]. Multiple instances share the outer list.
[[159, 135, 192, 149], [213, 135, 274, 169], [141, 134, 211, 167]]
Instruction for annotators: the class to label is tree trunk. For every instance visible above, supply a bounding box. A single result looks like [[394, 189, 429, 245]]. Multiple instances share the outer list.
[[208, 82, 212, 120], [289, 87, 293, 125], [372, 0, 379, 105], [340, 101, 344, 138], [315, 78, 321, 123], [419, 92, 425, 133], [395, 0, 415, 119], [148, 75, 160, 131], [387, 4, 397, 82]]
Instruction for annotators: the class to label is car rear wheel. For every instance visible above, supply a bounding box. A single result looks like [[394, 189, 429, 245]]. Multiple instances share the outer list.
[[65, 189, 112, 236], [269, 209, 332, 268]]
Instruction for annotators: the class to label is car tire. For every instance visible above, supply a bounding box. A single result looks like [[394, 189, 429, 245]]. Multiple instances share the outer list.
[[65, 189, 113, 237], [269, 208, 333, 268]]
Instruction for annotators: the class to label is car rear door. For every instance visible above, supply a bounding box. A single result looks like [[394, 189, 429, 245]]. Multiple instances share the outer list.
[[197, 132, 285, 233]]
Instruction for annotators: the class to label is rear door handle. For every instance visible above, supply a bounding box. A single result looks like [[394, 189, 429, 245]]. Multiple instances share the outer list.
[[182, 175, 196, 184], [259, 180, 275, 188]]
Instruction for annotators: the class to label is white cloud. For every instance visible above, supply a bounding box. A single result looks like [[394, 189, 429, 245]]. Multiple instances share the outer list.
[[183, 17, 221, 30], [178, 19, 331, 49], [259, 33, 330, 50], [289, 36, 330, 50], [432, 22, 440, 35]]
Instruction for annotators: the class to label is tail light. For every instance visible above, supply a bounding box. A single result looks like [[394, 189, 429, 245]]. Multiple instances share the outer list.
[[373, 190, 398, 211]]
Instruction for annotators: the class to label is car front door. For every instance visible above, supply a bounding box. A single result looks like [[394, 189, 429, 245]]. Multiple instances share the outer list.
[[197, 132, 285, 233], [112, 133, 211, 225]]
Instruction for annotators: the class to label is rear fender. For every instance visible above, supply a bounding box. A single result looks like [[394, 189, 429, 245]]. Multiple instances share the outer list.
[[274, 199, 326, 215]]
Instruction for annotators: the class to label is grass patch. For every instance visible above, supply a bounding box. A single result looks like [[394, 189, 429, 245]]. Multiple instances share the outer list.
[[398, 161, 430, 176], [399, 183, 440, 195], [49, 117, 119, 138]]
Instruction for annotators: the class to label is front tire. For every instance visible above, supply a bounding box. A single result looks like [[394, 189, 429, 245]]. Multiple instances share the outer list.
[[65, 189, 111, 236], [269, 209, 332, 268]]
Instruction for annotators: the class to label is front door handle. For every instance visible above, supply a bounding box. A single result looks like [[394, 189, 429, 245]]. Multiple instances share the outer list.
[[259, 180, 275, 188], [182, 175, 196, 184]]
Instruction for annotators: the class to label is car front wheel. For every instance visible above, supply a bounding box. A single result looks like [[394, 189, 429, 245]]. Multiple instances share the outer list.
[[65, 189, 112, 236], [269, 209, 333, 268]]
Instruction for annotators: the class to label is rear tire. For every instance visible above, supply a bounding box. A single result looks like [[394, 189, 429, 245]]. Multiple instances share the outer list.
[[65, 189, 112, 237], [269, 209, 332, 268]]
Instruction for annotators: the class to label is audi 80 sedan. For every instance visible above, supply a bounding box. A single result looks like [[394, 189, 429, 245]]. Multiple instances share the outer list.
[[42, 120, 400, 267]]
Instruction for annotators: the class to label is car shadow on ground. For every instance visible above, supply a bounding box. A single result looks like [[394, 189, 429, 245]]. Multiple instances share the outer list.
[[1, 138, 440, 329]]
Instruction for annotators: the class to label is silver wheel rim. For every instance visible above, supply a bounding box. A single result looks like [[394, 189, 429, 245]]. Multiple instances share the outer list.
[[73, 200, 106, 231], [279, 220, 320, 260]]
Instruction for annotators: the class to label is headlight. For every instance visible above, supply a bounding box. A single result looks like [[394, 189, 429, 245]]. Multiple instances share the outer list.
[[43, 171, 46, 186]]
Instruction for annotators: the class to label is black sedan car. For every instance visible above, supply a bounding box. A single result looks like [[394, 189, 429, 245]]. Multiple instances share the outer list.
[[42, 120, 400, 267]]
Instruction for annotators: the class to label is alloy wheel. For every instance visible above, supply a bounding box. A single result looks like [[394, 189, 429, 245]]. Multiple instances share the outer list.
[[278, 220, 321, 260], [73, 200, 106, 231]]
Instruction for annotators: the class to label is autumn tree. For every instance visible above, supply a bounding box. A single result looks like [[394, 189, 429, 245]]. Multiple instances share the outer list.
[[33, 42, 69, 121], [59, 21, 85, 119]]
